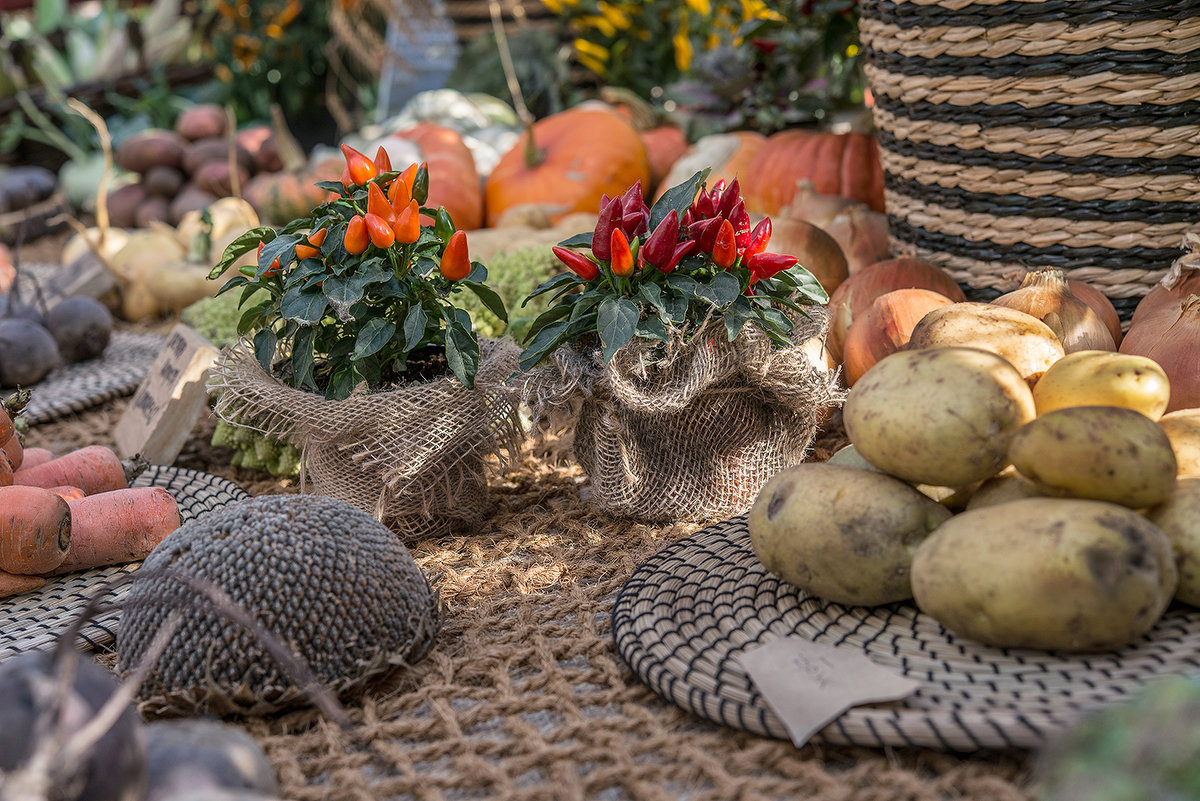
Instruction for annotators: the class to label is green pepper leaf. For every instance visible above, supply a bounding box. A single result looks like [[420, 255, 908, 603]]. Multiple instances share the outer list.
[[695, 272, 741, 308], [216, 275, 250, 297], [252, 327, 277, 372], [463, 280, 508, 323], [237, 299, 274, 335], [774, 264, 829, 304], [351, 317, 396, 360], [258, 234, 299, 279], [402, 304, 427, 352], [521, 302, 572, 343], [518, 315, 596, 371], [280, 286, 328, 324], [291, 326, 317, 390], [313, 180, 346, 194], [327, 365, 363, 400], [556, 231, 594, 249], [722, 298, 753, 341], [209, 226, 275, 279], [444, 320, 479, 388], [525, 272, 580, 303], [649, 169, 709, 231], [637, 315, 669, 342], [597, 297, 640, 363]]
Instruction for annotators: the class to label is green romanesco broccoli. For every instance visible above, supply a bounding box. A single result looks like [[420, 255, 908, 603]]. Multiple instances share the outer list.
[[211, 418, 302, 476], [459, 244, 560, 342], [181, 288, 271, 348]]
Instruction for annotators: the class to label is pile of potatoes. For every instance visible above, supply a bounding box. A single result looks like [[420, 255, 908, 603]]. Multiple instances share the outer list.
[[749, 336, 1200, 653], [106, 104, 283, 229]]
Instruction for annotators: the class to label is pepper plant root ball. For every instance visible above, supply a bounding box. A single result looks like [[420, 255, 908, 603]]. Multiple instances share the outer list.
[[842, 347, 1036, 488], [117, 495, 442, 716]]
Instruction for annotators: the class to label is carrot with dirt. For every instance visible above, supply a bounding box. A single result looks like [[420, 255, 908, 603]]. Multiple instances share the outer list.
[[18, 447, 55, 472], [13, 445, 147, 496], [47, 486, 86, 502], [0, 485, 71, 574], [3, 432, 23, 471], [0, 569, 44, 597], [42, 487, 180, 575]]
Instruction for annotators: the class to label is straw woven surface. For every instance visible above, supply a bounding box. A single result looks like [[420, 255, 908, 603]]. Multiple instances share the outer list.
[[859, 0, 1200, 317], [17, 402, 1036, 800]]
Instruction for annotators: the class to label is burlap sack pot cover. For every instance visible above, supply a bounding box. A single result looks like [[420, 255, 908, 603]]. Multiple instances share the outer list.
[[210, 338, 523, 538], [525, 311, 842, 524]]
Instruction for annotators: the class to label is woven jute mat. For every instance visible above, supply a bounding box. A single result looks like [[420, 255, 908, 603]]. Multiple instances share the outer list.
[[26, 403, 1033, 801]]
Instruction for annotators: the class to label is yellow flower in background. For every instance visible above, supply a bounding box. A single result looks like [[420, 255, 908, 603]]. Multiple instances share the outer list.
[[597, 1, 631, 30], [574, 37, 609, 74], [740, 0, 786, 22], [685, 0, 711, 15], [673, 14, 693, 71], [579, 14, 617, 38], [541, 0, 564, 10]]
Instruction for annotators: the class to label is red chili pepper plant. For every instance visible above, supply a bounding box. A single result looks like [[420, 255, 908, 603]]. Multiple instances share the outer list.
[[519, 170, 827, 370], [210, 146, 506, 396]]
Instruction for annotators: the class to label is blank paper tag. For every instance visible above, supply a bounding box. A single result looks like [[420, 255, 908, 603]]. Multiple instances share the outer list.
[[738, 637, 920, 748]]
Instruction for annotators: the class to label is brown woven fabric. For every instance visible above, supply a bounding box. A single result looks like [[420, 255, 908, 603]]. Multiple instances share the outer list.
[[523, 312, 842, 523], [209, 339, 524, 539]]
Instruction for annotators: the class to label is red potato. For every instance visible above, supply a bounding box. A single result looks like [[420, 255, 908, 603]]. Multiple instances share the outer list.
[[0, 569, 44, 598], [0, 485, 71, 574], [14, 445, 139, 496], [17, 447, 54, 472], [43, 487, 180, 575], [48, 485, 86, 502]]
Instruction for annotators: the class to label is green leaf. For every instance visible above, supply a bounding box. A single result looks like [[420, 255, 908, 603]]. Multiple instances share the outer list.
[[522, 302, 572, 343], [291, 326, 317, 390], [722, 299, 753, 341], [597, 297, 640, 363], [463, 280, 508, 323], [284, 258, 327, 288], [351, 318, 396, 360], [695, 272, 741, 308], [402, 304, 427, 352], [258, 234, 299, 279], [518, 316, 596, 371], [637, 316, 669, 342], [313, 180, 345, 193], [209, 227, 275, 279], [662, 287, 689, 324], [237, 299, 274, 335], [556, 231, 593, 249], [252, 328, 277, 372], [524, 272, 579, 304], [666, 274, 700, 297], [649, 169, 709, 231], [279, 286, 328, 324], [327, 365, 363, 400], [444, 321, 480, 388], [775, 264, 829, 304], [322, 261, 390, 307], [216, 275, 250, 297], [434, 208, 456, 242]]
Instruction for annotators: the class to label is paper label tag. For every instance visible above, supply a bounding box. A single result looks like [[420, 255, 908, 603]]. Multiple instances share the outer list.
[[113, 323, 220, 466], [738, 637, 919, 748]]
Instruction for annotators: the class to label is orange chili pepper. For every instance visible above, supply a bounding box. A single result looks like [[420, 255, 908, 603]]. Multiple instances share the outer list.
[[340, 143, 377, 186], [373, 145, 392, 175], [439, 230, 471, 281], [364, 213, 395, 249], [367, 182, 395, 224], [609, 228, 634, 277], [344, 215, 369, 255], [712, 219, 737, 269], [391, 199, 421, 244], [294, 227, 328, 260], [387, 172, 412, 212]]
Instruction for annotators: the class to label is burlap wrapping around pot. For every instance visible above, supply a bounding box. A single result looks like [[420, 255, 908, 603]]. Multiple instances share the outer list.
[[525, 311, 843, 523], [210, 338, 523, 538]]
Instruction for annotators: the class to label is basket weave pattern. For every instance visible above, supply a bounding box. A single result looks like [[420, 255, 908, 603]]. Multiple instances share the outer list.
[[859, 0, 1200, 316]]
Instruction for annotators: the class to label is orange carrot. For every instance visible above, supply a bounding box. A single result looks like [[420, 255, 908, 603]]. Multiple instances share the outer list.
[[0, 407, 13, 447], [0, 569, 44, 598], [42, 487, 180, 576], [13, 445, 143, 496], [48, 486, 86, 502], [2, 432, 22, 471], [0, 485, 71, 574], [17, 447, 54, 472]]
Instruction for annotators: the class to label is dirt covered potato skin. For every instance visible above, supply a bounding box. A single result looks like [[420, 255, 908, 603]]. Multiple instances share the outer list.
[[747, 463, 952, 606], [1009, 405, 1178, 509], [911, 498, 1177, 652], [843, 347, 1036, 488]]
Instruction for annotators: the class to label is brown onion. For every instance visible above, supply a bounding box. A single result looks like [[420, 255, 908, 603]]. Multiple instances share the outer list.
[[1068, 279, 1123, 346], [825, 257, 966, 362], [822, 205, 891, 275], [1120, 294, 1200, 413], [843, 288, 955, 386], [769, 219, 849, 295], [1132, 232, 1200, 327], [992, 269, 1115, 353]]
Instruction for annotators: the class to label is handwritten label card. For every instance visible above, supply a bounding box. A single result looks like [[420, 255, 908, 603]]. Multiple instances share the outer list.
[[738, 638, 919, 748], [114, 323, 220, 466]]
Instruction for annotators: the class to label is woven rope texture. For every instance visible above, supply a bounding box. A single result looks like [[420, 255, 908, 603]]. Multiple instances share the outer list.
[[859, 0, 1200, 308]]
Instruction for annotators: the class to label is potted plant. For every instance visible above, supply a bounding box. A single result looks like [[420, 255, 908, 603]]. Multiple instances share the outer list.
[[207, 144, 522, 538], [520, 171, 841, 523]]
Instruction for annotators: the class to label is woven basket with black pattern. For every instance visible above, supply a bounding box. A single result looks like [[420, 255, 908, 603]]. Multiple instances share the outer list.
[[859, 0, 1200, 319]]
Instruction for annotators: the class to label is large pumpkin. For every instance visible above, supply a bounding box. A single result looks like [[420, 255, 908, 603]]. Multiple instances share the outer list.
[[242, 158, 341, 225], [740, 131, 884, 216], [372, 123, 484, 230], [654, 131, 766, 201], [484, 108, 650, 227]]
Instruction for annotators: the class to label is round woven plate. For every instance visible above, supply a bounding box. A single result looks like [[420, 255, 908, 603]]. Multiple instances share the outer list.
[[612, 515, 1200, 752], [0, 465, 249, 661], [3, 330, 166, 424]]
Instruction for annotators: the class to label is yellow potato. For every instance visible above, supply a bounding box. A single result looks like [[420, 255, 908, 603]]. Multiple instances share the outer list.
[[1009, 406, 1178, 508], [1159, 409, 1200, 477], [1032, 350, 1170, 419], [906, 302, 1065, 386], [911, 498, 1177, 651], [843, 347, 1036, 487], [747, 463, 952, 606], [1145, 478, 1200, 606], [829, 444, 976, 509], [965, 468, 1044, 510]]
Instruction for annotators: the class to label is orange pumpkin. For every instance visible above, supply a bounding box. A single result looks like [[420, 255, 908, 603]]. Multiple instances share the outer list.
[[654, 130, 766, 201], [393, 123, 483, 230], [740, 130, 884, 216], [640, 124, 690, 194], [485, 108, 651, 227]]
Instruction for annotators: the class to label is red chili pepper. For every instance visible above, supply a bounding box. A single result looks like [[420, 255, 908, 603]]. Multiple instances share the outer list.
[[294, 227, 328, 261], [391, 199, 421, 244], [340, 143, 377, 186], [439, 230, 471, 281], [591, 196, 622, 261], [552, 246, 599, 281], [256, 242, 281, 276], [716, 177, 740, 219], [367, 181, 395, 224], [641, 209, 679, 270], [744, 218, 772, 260], [364, 212, 395, 249], [373, 145, 392, 174], [747, 252, 799, 280], [663, 241, 695, 273], [689, 217, 724, 253], [610, 228, 635, 277], [712, 219, 737, 269], [344, 215, 369, 255]]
